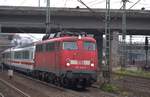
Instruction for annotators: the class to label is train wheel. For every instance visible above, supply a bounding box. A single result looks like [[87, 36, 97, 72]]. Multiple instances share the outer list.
[[57, 77, 62, 87], [33, 71, 38, 78], [54, 77, 61, 86], [44, 73, 49, 82], [62, 77, 69, 88], [48, 73, 56, 84]]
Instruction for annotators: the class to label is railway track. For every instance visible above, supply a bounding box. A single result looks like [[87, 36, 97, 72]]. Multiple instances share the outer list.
[[113, 73, 150, 89], [113, 73, 150, 97], [0, 93, 4, 97], [10, 70, 117, 97], [113, 72, 150, 80], [0, 70, 149, 97], [0, 71, 60, 97], [0, 78, 30, 97], [0, 78, 31, 97], [15, 72, 82, 94], [15, 72, 88, 97], [15, 72, 118, 97], [0, 70, 118, 97], [118, 77, 150, 93], [16, 72, 65, 91]]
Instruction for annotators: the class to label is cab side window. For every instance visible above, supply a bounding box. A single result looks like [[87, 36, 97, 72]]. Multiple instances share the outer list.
[[46, 42, 55, 52], [36, 44, 43, 52]]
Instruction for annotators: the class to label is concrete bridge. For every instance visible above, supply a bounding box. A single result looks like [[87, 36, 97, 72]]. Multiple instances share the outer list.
[[0, 6, 150, 65], [0, 6, 150, 35]]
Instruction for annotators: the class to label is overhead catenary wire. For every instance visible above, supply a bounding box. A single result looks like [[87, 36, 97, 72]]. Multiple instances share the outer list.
[[77, 0, 97, 13], [120, 0, 130, 9], [89, 0, 105, 7], [19, 0, 26, 6], [64, 0, 68, 7], [120, 5, 123, 9], [120, 0, 142, 9], [76, 0, 104, 20], [129, 0, 142, 9], [86, 0, 99, 4]]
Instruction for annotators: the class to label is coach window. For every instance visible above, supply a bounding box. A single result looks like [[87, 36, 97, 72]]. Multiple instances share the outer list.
[[22, 51, 29, 59], [4, 53, 6, 58], [8, 53, 11, 58], [46, 42, 55, 52], [63, 41, 78, 50], [5, 53, 10, 58], [83, 41, 96, 51], [15, 51, 22, 59], [2, 54, 4, 58]]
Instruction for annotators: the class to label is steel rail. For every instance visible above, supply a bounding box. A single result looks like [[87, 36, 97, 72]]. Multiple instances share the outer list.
[[0, 92, 4, 97], [15, 72, 92, 97], [16, 72, 118, 97], [0, 78, 31, 97]]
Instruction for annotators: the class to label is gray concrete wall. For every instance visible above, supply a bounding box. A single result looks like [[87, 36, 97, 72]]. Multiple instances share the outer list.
[[0, 6, 150, 34]]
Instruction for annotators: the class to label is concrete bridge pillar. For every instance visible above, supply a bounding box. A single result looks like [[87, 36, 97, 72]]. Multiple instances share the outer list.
[[111, 31, 120, 69], [94, 32, 103, 69]]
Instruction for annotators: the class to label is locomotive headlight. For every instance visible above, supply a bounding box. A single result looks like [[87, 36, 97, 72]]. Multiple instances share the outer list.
[[91, 63, 94, 67], [66, 62, 70, 66], [66, 58, 70, 66]]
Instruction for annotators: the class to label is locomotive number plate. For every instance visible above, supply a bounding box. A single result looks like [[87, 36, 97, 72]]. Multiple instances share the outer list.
[[70, 60, 90, 65]]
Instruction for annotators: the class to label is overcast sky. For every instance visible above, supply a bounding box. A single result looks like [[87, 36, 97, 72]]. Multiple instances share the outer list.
[[0, 0, 150, 9]]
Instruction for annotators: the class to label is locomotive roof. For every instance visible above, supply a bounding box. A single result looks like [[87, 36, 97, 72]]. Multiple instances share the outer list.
[[36, 36, 96, 45]]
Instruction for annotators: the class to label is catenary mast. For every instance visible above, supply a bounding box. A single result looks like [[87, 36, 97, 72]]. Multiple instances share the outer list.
[[104, 0, 111, 82], [46, 0, 51, 34]]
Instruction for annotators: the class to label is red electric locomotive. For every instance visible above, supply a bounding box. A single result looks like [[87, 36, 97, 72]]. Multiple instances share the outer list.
[[2, 32, 98, 88]]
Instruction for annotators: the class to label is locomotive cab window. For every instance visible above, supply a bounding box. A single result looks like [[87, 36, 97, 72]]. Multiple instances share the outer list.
[[36, 44, 43, 52], [63, 41, 78, 50], [46, 42, 55, 51], [83, 41, 96, 51]]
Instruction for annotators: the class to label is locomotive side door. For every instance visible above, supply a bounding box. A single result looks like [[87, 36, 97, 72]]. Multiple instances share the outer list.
[[54, 41, 61, 75]]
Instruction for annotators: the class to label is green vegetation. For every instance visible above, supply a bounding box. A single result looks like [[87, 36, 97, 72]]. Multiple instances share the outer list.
[[100, 83, 131, 96], [115, 69, 150, 79], [100, 83, 119, 93]]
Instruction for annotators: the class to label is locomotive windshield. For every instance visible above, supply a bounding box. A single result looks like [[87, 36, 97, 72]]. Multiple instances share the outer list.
[[83, 41, 96, 51], [63, 42, 78, 50]]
